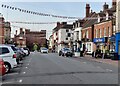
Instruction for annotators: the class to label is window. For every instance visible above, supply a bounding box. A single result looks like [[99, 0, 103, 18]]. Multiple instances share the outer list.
[[96, 29, 98, 38], [76, 31, 79, 39], [66, 29, 69, 32], [11, 46, 17, 51], [66, 38, 68, 40], [100, 29, 102, 38], [67, 33, 71, 37], [104, 28, 107, 37], [0, 47, 10, 55], [108, 27, 111, 37], [86, 30, 88, 38]]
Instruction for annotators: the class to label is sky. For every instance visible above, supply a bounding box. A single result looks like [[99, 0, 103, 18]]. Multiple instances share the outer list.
[[1, 1, 112, 39]]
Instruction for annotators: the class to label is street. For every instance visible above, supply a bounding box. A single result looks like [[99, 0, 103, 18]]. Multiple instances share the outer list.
[[1, 52, 118, 85]]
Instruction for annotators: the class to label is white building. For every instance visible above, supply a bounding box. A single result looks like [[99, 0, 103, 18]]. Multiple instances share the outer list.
[[49, 35, 53, 50], [72, 20, 84, 52], [57, 22, 73, 52]]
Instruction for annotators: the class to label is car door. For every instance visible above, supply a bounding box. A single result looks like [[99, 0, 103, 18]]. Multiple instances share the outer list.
[[0, 47, 17, 68]]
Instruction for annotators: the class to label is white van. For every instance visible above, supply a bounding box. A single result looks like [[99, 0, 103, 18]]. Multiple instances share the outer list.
[[0, 45, 17, 73]]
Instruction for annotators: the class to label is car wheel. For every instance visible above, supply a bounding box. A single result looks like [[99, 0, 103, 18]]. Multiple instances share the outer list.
[[4, 63, 11, 73], [62, 54, 64, 56]]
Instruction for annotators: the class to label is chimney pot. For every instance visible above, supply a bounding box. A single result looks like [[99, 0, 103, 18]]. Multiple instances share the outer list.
[[86, 4, 90, 17]]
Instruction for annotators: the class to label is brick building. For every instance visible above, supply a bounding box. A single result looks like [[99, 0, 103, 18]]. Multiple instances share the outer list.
[[93, 1, 116, 52], [81, 4, 98, 54], [14, 28, 26, 47], [0, 16, 5, 44], [25, 29, 46, 51], [4, 22, 11, 44]]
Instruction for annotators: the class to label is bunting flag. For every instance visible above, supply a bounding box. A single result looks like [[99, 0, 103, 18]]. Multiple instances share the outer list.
[[1, 4, 115, 20], [1, 4, 81, 19]]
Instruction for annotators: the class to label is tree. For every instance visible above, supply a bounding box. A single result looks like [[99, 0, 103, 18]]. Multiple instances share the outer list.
[[33, 44, 38, 51]]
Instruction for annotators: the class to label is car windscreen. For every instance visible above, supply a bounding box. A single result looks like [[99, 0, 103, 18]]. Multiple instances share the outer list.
[[64, 48, 70, 51], [41, 48, 47, 50]]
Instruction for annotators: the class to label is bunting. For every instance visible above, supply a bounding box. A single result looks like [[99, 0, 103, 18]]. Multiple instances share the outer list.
[[1, 4, 81, 19]]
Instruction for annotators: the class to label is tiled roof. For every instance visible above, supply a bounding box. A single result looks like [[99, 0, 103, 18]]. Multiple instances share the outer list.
[[82, 13, 98, 28]]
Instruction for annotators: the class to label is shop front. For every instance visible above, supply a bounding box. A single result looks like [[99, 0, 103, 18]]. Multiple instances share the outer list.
[[109, 35, 116, 52], [115, 32, 120, 60], [93, 37, 107, 52]]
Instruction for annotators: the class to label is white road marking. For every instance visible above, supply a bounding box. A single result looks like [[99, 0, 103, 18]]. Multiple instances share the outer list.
[[83, 62, 87, 64], [19, 79, 23, 83], [23, 72, 26, 74], [25, 67, 28, 69], [1, 81, 14, 84], [106, 69, 113, 72]]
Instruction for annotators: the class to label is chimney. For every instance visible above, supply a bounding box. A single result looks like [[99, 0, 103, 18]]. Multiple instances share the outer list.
[[103, 2, 109, 11], [57, 22, 61, 27], [20, 28, 23, 34], [25, 29, 30, 34], [86, 4, 90, 17], [112, 0, 116, 9]]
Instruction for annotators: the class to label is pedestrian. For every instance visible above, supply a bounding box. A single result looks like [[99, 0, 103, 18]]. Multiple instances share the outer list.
[[102, 46, 106, 59], [95, 46, 101, 58]]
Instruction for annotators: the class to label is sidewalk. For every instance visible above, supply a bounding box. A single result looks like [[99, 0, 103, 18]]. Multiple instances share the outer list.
[[78, 55, 118, 67]]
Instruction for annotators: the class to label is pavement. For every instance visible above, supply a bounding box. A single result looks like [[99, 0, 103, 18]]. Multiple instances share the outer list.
[[76, 55, 118, 67]]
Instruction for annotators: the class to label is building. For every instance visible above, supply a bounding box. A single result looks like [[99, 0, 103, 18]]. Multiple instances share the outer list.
[[4, 22, 11, 44], [14, 28, 26, 47], [72, 20, 84, 52], [49, 35, 53, 51], [52, 22, 73, 52], [81, 4, 98, 54], [0, 16, 5, 44], [116, 0, 120, 59], [93, 1, 116, 53], [25, 29, 46, 51]]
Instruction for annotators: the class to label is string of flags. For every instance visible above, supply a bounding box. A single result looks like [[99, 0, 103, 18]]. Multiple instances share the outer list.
[[2, 4, 115, 20], [1, 4, 80, 19]]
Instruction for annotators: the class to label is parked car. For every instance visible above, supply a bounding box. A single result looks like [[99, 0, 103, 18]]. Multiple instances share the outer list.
[[7, 45, 21, 64], [59, 48, 73, 57], [0, 45, 17, 73], [21, 47, 30, 56], [40, 47, 48, 53], [16, 47, 26, 60], [0, 58, 6, 76]]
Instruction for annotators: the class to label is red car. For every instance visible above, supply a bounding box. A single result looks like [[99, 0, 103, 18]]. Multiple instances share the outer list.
[[0, 58, 6, 76]]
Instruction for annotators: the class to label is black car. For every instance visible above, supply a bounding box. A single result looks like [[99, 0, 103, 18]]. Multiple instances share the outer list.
[[59, 48, 73, 57]]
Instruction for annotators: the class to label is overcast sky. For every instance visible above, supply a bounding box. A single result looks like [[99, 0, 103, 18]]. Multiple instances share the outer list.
[[1, 1, 112, 39]]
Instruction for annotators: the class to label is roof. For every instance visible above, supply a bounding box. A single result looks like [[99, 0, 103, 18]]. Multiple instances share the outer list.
[[53, 23, 73, 32], [82, 12, 98, 28]]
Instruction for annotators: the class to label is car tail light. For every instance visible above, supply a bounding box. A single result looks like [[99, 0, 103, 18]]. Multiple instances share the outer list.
[[0, 59, 4, 65], [13, 54, 17, 58]]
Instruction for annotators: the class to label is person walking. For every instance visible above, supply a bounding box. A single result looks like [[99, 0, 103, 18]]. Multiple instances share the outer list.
[[102, 46, 106, 59], [95, 46, 101, 58]]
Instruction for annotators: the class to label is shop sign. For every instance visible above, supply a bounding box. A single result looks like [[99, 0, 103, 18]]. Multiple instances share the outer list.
[[93, 38, 105, 43]]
